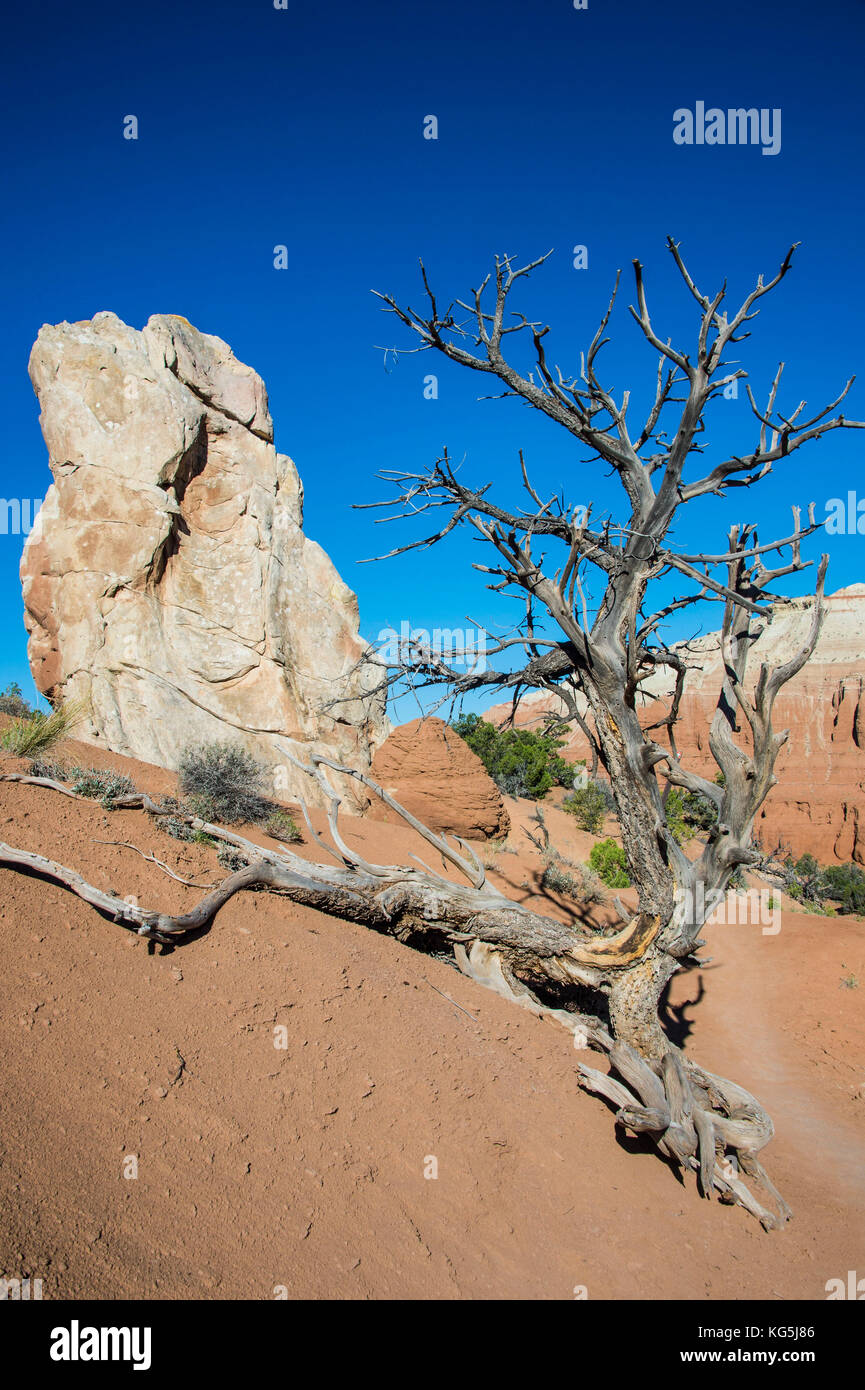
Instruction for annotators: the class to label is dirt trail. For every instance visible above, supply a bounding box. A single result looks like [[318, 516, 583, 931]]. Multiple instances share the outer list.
[[667, 913, 865, 1211], [0, 738, 863, 1299]]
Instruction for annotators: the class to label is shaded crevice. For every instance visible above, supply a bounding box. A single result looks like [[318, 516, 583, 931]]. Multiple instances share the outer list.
[[149, 420, 209, 589], [512, 971, 613, 1030]]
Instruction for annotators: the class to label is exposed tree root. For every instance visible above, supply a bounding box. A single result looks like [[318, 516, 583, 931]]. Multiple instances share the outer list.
[[0, 757, 790, 1230], [451, 936, 786, 1229]]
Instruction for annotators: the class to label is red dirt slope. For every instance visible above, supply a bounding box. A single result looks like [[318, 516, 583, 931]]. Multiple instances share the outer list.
[[0, 739, 863, 1299]]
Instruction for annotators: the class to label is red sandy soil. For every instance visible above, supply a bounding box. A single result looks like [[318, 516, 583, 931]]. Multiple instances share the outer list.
[[1, 737, 863, 1300]]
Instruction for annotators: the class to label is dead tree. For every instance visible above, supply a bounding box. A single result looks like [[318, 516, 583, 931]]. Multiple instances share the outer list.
[[1, 240, 861, 1229], [358, 239, 862, 1050], [355, 239, 861, 1216]]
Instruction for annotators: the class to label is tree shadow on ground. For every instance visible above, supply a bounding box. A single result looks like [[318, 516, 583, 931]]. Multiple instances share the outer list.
[[659, 960, 722, 1048], [481, 860, 610, 930]]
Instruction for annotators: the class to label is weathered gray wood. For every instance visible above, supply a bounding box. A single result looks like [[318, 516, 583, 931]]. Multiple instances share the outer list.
[[693, 1104, 717, 1199], [0, 744, 796, 1230]]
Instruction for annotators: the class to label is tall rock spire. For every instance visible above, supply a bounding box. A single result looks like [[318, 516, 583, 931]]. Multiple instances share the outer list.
[[21, 311, 388, 806]]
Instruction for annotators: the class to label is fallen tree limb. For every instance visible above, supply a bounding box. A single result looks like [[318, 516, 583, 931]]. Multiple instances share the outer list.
[[0, 757, 789, 1229], [90, 839, 220, 890], [0, 772, 83, 800]]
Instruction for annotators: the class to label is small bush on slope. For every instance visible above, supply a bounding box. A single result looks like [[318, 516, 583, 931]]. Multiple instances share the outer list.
[[563, 782, 607, 834], [29, 758, 135, 807], [178, 741, 274, 825], [777, 854, 865, 915], [588, 838, 631, 888], [69, 767, 135, 804], [539, 851, 603, 904], [266, 810, 303, 844], [820, 863, 865, 914]]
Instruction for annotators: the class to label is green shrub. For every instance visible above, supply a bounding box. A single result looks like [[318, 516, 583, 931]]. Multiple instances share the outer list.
[[779, 852, 823, 904], [682, 789, 719, 831], [451, 714, 574, 800], [588, 838, 630, 888], [266, 810, 303, 844], [29, 757, 133, 806], [666, 787, 719, 844], [178, 741, 273, 825], [820, 863, 865, 915], [563, 782, 606, 834], [767, 853, 865, 915], [547, 751, 576, 787], [0, 682, 41, 719], [68, 767, 135, 804], [796, 854, 819, 874]]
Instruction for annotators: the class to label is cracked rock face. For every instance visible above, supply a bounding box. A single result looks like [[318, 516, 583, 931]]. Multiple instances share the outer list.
[[21, 311, 389, 806]]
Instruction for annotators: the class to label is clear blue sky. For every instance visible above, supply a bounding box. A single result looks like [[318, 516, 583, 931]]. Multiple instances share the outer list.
[[1, 0, 863, 712]]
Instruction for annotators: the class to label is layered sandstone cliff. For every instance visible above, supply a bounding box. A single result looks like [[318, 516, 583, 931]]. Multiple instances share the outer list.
[[21, 312, 389, 805]]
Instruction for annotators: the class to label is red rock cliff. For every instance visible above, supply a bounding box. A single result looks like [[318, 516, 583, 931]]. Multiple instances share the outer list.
[[486, 586, 865, 865]]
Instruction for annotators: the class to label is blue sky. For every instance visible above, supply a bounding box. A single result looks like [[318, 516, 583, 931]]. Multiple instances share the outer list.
[[1, 0, 863, 713]]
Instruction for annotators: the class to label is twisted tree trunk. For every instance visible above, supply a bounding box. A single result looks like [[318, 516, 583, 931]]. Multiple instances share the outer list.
[[0, 751, 789, 1230]]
